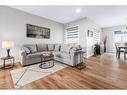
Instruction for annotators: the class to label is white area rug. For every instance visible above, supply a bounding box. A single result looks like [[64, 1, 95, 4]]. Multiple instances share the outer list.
[[10, 62, 67, 89]]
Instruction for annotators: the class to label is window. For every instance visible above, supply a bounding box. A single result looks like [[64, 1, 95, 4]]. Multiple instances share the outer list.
[[114, 31, 127, 43], [65, 26, 79, 44]]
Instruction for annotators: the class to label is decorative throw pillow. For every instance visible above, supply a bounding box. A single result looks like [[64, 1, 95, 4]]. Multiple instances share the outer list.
[[54, 44, 60, 51], [60, 44, 65, 52], [28, 45, 37, 53], [48, 44, 54, 51], [23, 47, 30, 54], [60, 44, 71, 53]]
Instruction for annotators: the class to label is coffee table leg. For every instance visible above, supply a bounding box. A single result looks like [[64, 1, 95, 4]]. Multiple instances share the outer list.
[[39, 59, 54, 69]]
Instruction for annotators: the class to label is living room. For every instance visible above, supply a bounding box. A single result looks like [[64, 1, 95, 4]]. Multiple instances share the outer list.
[[1, 2, 127, 94]]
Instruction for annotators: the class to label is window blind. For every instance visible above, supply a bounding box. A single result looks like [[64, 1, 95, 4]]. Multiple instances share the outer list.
[[66, 26, 79, 44]]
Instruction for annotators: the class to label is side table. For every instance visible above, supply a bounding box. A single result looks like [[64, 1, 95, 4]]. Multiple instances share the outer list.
[[75, 50, 86, 70], [0, 56, 14, 69]]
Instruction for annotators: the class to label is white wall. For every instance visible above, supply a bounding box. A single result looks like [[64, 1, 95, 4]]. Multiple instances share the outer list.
[[84, 18, 102, 57], [64, 18, 87, 46], [64, 17, 102, 57], [0, 6, 64, 60], [102, 25, 126, 52]]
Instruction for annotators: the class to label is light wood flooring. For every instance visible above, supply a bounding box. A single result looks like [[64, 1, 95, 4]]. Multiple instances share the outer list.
[[1, 53, 127, 89]]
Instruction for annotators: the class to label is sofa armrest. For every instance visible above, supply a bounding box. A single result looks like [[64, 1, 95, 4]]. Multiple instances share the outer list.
[[19, 49, 27, 66], [70, 49, 86, 66], [19, 49, 26, 56], [70, 49, 85, 55]]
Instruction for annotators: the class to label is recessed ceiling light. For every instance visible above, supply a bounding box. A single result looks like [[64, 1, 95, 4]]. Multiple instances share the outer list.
[[75, 8, 81, 13]]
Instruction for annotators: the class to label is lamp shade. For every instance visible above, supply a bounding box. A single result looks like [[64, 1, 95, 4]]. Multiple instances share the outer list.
[[2, 40, 14, 49]]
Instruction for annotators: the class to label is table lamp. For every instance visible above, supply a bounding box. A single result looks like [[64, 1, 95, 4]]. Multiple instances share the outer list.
[[2, 40, 14, 57]]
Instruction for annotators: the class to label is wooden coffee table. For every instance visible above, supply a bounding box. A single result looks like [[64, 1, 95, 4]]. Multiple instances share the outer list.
[[39, 52, 54, 69]]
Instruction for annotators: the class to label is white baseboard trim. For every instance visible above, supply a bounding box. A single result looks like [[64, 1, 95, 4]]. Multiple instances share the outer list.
[[84, 54, 94, 58], [106, 51, 115, 53]]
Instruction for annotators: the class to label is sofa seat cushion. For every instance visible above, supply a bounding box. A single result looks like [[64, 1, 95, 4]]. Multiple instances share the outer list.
[[52, 51, 63, 58], [27, 52, 43, 59], [61, 52, 71, 60], [53, 51, 71, 60]]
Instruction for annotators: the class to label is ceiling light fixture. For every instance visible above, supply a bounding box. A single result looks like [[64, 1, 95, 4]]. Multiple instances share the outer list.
[[122, 26, 127, 33], [75, 8, 81, 13]]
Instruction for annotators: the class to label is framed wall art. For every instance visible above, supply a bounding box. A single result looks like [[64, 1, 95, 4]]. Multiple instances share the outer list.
[[27, 24, 50, 39], [87, 30, 93, 37]]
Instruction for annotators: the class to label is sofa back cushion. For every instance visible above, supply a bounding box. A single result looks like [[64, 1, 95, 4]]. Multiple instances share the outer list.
[[61, 44, 72, 53], [48, 44, 54, 51], [24, 44, 37, 53], [60, 44, 66, 52], [54, 44, 60, 51], [36, 44, 48, 52]]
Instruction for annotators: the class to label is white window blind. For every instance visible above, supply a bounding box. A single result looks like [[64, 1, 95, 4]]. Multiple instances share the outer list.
[[66, 26, 79, 44]]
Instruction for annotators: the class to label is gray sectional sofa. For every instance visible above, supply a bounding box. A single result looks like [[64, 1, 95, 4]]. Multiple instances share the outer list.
[[19, 44, 85, 67]]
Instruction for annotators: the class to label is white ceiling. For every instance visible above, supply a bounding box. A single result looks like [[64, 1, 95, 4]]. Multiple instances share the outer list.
[[12, 6, 127, 28]]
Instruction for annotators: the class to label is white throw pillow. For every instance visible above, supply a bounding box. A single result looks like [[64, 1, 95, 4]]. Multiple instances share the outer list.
[[28, 45, 37, 53], [54, 44, 60, 51], [48, 44, 54, 51], [23, 47, 30, 54]]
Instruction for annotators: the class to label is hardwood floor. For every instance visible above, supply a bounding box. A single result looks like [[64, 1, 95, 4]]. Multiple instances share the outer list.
[[1, 53, 127, 89]]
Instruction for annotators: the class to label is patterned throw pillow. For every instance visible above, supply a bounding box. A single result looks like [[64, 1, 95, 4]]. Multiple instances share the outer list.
[[23, 47, 30, 54], [54, 44, 60, 51], [61, 44, 72, 53], [48, 44, 54, 51], [28, 45, 37, 53]]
